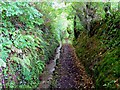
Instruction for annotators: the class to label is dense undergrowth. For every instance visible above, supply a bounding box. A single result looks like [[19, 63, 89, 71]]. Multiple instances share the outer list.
[[0, 2, 59, 88], [74, 11, 120, 89], [0, 1, 120, 89]]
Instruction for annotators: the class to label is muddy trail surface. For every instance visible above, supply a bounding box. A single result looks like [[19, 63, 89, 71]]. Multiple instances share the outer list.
[[51, 44, 94, 89]]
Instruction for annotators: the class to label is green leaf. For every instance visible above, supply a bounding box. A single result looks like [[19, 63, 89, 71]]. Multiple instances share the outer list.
[[33, 18, 44, 25], [0, 58, 6, 67], [11, 56, 21, 64], [0, 50, 8, 62], [23, 35, 34, 42], [23, 56, 31, 66]]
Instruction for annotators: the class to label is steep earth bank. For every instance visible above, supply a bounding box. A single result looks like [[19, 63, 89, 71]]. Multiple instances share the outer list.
[[74, 11, 120, 89]]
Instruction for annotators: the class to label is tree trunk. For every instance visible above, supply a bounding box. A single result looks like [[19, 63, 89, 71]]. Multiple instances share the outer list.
[[74, 15, 78, 39], [118, 1, 120, 11]]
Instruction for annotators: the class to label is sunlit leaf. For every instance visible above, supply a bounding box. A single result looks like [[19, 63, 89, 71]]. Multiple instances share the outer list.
[[0, 58, 6, 68]]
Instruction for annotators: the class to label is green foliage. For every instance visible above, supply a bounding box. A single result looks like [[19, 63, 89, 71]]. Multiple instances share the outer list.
[[0, 2, 58, 88], [74, 5, 120, 89], [95, 48, 120, 89], [1, 1, 119, 89], [94, 11, 120, 89]]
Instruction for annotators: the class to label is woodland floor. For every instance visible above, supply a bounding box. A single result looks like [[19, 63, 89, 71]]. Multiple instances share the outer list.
[[50, 42, 94, 89]]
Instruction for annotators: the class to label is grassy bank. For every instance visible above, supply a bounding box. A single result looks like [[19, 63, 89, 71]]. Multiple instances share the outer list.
[[74, 11, 120, 89]]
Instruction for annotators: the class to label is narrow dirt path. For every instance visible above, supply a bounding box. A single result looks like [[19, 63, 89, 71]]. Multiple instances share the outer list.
[[53, 43, 94, 89]]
